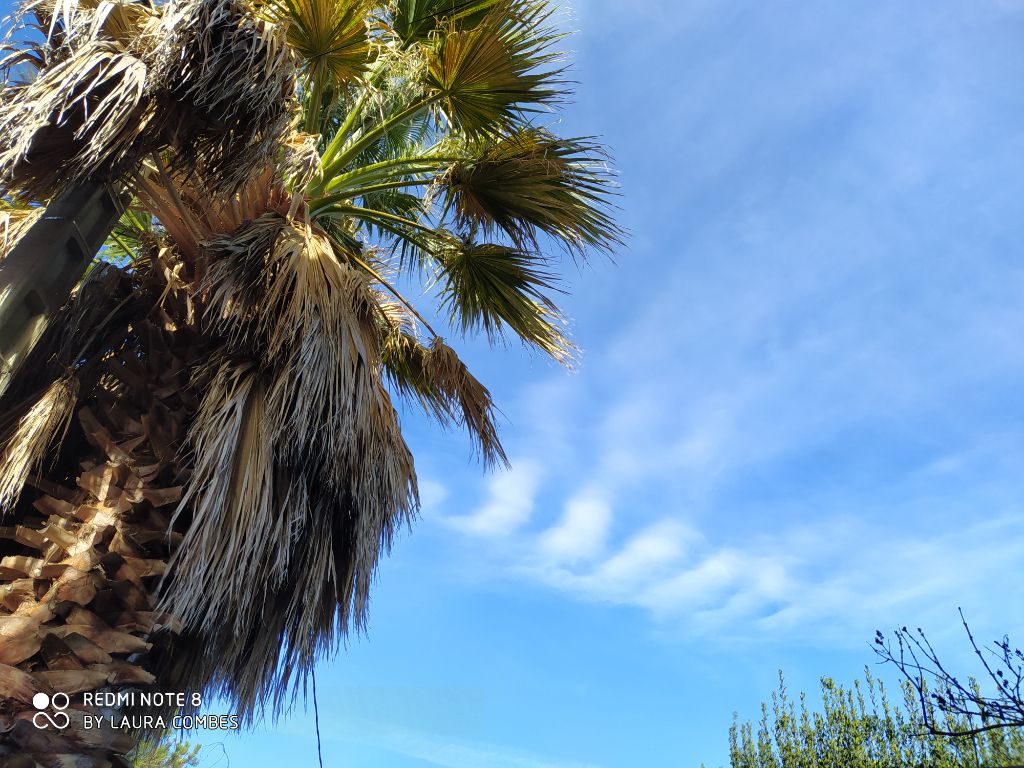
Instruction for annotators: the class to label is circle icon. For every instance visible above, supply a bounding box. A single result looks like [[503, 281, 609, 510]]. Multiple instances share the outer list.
[[31, 691, 70, 730]]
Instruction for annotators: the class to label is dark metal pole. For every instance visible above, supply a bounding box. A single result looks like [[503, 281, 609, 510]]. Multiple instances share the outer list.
[[0, 181, 125, 395]]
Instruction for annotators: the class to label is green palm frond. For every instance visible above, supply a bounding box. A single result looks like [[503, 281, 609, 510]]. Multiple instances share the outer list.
[[437, 127, 623, 254], [424, 1, 564, 136], [264, 0, 372, 130], [102, 205, 156, 266], [385, 0, 504, 47], [348, 107, 433, 169], [268, 0, 372, 83], [358, 189, 427, 237], [434, 239, 572, 362]]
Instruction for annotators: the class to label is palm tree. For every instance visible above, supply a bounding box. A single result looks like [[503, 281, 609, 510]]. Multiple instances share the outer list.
[[0, 0, 621, 764]]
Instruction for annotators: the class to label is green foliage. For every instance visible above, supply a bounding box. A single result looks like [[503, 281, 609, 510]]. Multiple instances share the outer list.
[[128, 737, 201, 768], [721, 669, 1024, 768]]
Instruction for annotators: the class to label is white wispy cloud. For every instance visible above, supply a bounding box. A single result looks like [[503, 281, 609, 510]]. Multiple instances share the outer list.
[[529, 519, 694, 603], [428, 0, 1024, 652], [440, 460, 542, 537], [418, 478, 450, 515], [505, 503, 1024, 645], [538, 486, 613, 564]]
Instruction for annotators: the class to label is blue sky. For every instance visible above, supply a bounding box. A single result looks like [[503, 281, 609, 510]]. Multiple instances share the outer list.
[[193, 2, 1024, 765]]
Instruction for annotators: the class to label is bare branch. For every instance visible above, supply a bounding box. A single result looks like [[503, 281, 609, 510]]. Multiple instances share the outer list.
[[874, 611, 1024, 739]]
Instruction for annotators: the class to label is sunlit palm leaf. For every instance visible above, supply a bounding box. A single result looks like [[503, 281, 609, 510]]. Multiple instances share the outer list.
[[435, 240, 572, 362], [0, 0, 621, 742], [386, 0, 502, 47], [267, 0, 371, 83], [424, 1, 564, 135], [438, 127, 622, 254]]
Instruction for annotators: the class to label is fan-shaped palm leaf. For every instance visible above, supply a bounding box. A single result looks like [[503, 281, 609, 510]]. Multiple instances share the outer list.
[[434, 239, 572, 361], [269, 0, 372, 84], [385, 0, 503, 48], [438, 127, 623, 254], [424, 1, 563, 135]]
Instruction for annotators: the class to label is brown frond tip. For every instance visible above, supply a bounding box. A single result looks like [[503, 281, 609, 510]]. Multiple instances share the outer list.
[[0, 376, 77, 515], [427, 340, 507, 467], [382, 331, 507, 467]]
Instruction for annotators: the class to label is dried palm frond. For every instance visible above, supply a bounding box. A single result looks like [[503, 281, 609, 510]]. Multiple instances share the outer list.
[[0, 40, 155, 197], [162, 215, 416, 715], [281, 132, 323, 194], [281, 131, 322, 217], [382, 331, 506, 465], [155, 0, 300, 193], [0, 202, 43, 259], [0, 256, 136, 515], [0, 374, 76, 513], [0, 0, 300, 198]]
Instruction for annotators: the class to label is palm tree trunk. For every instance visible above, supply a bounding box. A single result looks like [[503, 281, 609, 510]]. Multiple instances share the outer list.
[[0, 318, 197, 766], [0, 182, 125, 399]]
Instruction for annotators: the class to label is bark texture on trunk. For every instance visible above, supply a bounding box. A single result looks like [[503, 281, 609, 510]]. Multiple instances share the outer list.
[[0, 314, 198, 767], [0, 183, 124, 399]]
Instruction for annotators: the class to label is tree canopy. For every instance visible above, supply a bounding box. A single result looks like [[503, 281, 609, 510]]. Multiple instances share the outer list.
[[715, 669, 1024, 768], [0, 0, 622, 736]]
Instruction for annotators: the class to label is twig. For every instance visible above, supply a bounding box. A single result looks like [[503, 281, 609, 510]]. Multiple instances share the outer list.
[[312, 667, 324, 768]]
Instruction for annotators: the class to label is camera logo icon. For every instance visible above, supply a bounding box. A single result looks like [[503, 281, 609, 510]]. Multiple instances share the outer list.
[[32, 692, 70, 730]]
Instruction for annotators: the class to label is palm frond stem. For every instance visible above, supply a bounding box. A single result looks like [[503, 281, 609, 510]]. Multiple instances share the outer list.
[[108, 228, 137, 261], [313, 178, 432, 208], [150, 155, 203, 248], [317, 88, 371, 174], [320, 93, 443, 177], [303, 71, 328, 133], [133, 172, 200, 256], [319, 153, 454, 193], [317, 201, 435, 234], [348, 251, 440, 339]]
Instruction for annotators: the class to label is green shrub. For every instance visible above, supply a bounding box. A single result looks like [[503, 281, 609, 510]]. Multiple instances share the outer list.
[[717, 668, 1024, 768]]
